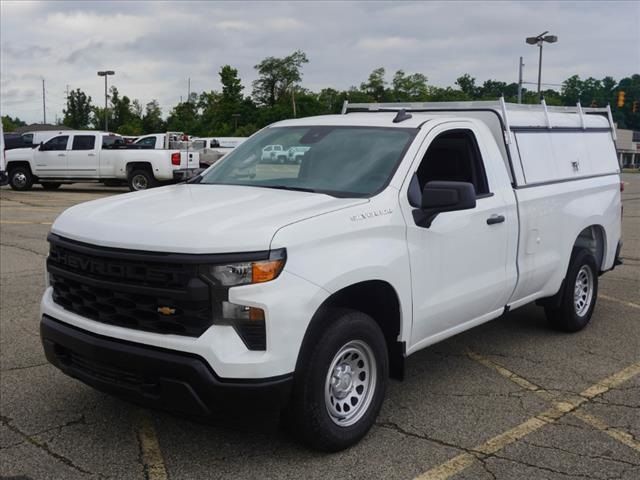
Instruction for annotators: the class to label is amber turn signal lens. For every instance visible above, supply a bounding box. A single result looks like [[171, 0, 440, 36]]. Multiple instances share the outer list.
[[252, 259, 285, 283], [249, 307, 265, 321]]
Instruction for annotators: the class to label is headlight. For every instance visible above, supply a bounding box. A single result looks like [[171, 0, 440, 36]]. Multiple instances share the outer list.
[[207, 249, 286, 287]]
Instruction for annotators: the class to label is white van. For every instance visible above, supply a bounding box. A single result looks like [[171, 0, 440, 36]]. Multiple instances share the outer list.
[[40, 100, 622, 451]]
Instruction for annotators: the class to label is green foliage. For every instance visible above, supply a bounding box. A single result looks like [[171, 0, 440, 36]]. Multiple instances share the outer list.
[[252, 50, 309, 107], [63, 88, 93, 129], [2, 115, 27, 132], [7, 50, 639, 136]]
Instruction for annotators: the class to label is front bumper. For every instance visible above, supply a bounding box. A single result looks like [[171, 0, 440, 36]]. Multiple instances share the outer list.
[[41, 315, 293, 419]]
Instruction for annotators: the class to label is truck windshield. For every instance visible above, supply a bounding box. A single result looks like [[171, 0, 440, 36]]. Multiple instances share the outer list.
[[198, 126, 417, 197]]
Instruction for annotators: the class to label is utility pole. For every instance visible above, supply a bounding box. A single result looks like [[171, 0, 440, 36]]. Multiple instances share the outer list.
[[42, 79, 46, 124], [187, 78, 191, 103], [97, 70, 115, 131], [517, 57, 524, 104], [292, 86, 297, 118]]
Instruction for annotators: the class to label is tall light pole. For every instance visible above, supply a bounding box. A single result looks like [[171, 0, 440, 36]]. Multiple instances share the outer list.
[[526, 32, 557, 101], [97, 70, 115, 131]]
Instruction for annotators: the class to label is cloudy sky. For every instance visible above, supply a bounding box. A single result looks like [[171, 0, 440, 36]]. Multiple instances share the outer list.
[[1, 0, 638, 124]]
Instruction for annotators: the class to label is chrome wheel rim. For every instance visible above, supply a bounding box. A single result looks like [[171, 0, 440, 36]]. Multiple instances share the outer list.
[[13, 172, 27, 188], [574, 265, 594, 317], [325, 340, 377, 427], [132, 174, 148, 190]]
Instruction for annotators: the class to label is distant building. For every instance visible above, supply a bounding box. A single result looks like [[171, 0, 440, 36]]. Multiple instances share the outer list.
[[13, 124, 72, 134], [615, 128, 640, 168]]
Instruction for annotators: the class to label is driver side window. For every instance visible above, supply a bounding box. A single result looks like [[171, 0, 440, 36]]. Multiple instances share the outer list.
[[43, 136, 69, 151], [416, 129, 490, 196]]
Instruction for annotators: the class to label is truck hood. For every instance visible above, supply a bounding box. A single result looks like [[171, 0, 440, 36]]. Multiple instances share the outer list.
[[5, 147, 34, 160], [52, 184, 367, 253]]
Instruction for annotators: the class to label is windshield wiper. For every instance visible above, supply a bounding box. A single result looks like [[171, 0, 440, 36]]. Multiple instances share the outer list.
[[258, 185, 319, 193]]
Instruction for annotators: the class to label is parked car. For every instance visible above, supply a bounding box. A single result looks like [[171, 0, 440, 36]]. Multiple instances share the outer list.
[[4, 130, 198, 191], [287, 145, 311, 164], [0, 124, 7, 185], [132, 132, 200, 169], [261, 144, 287, 163], [40, 101, 622, 451], [191, 137, 247, 167]]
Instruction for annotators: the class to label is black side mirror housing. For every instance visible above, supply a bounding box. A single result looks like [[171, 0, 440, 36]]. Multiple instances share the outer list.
[[412, 180, 477, 228], [38, 141, 45, 151]]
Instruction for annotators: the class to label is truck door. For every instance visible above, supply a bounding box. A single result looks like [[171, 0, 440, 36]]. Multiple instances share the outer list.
[[402, 123, 518, 346], [66, 135, 98, 177], [34, 135, 70, 177]]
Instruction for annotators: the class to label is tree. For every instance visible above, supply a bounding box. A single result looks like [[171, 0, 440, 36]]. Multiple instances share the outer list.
[[392, 70, 429, 101], [142, 100, 165, 133], [220, 65, 244, 104], [252, 50, 309, 106], [360, 67, 387, 101], [455, 74, 479, 99], [63, 88, 93, 129], [1, 115, 27, 132]]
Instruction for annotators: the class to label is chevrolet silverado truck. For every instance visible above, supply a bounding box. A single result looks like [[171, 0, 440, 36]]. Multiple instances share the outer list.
[[40, 100, 622, 451], [5, 131, 196, 191]]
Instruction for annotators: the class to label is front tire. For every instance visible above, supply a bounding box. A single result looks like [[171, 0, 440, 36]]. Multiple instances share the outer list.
[[128, 169, 157, 191], [288, 309, 388, 451], [545, 248, 598, 332], [9, 166, 34, 191]]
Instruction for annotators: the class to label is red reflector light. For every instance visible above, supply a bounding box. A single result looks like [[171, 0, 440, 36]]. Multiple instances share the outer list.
[[171, 152, 181, 166]]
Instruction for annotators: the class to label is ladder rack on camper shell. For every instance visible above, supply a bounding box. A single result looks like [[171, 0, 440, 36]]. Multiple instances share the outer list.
[[341, 98, 617, 142]]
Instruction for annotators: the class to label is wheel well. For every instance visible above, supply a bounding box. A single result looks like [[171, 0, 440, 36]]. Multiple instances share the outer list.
[[126, 162, 153, 175], [298, 280, 405, 380], [575, 225, 606, 271], [7, 161, 32, 174]]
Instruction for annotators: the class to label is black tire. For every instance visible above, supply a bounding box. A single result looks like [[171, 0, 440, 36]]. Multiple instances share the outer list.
[[8, 166, 34, 191], [288, 309, 388, 451], [128, 169, 158, 191], [41, 182, 61, 190], [545, 247, 599, 332]]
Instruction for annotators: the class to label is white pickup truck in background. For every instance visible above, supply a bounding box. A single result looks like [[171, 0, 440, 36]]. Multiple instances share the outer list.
[[4, 131, 197, 191], [40, 101, 622, 451], [191, 137, 247, 167], [133, 132, 201, 168]]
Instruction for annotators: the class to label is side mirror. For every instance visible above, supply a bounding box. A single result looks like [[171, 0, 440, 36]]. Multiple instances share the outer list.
[[412, 180, 476, 228], [38, 142, 45, 151]]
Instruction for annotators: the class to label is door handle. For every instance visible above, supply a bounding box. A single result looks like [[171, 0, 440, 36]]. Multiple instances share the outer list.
[[88, 153, 96, 157], [57, 154, 66, 157], [487, 214, 505, 225]]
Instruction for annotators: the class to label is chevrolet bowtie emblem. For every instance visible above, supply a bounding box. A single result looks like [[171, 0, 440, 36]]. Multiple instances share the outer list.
[[157, 306, 176, 316]]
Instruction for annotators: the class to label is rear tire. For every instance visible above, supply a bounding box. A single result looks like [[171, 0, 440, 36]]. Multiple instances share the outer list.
[[8, 166, 33, 191], [545, 248, 598, 332], [41, 182, 61, 190], [128, 169, 157, 191], [288, 309, 388, 451]]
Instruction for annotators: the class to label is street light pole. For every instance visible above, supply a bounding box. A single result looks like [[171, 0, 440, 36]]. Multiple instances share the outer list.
[[526, 32, 557, 102], [97, 70, 115, 131]]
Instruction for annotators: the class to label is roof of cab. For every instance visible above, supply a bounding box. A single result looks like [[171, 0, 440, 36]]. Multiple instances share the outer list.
[[271, 113, 432, 129]]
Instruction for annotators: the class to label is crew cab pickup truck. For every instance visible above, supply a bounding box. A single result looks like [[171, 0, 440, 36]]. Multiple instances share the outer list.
[[5, 131, 195, 191], [40, 101, 622, 451]]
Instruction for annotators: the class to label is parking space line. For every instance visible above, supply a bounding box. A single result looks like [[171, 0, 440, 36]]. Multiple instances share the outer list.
[[136, 411, 168, 480], [0, 220, 53, 225], [599, 294, 640, 310], [572, 410, 640, 453], [414, 356, 640, 480]]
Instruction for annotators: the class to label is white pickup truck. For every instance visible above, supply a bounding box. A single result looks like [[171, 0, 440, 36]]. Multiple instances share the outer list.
[[5, 131, 196, 191], [40, 101, 622, 451]]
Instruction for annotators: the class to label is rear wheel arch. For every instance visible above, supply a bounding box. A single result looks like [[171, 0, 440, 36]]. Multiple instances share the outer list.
[[125, 162, 153, 176], [574, 225, 606, 272], [296, 280, 405, 381]]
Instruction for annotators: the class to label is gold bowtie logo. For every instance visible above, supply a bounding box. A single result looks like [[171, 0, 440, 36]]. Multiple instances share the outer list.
[[157, 306, 176, 316]]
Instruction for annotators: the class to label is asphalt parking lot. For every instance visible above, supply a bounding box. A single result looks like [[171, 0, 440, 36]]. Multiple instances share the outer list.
[[1, 177, 638, 480]]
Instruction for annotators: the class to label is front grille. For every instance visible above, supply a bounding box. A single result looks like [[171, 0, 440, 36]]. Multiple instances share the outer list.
[[48, 235, 214, 337]]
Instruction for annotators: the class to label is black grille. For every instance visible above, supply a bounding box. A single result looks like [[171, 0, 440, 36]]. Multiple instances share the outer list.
[[48, 236, 213, 337]]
